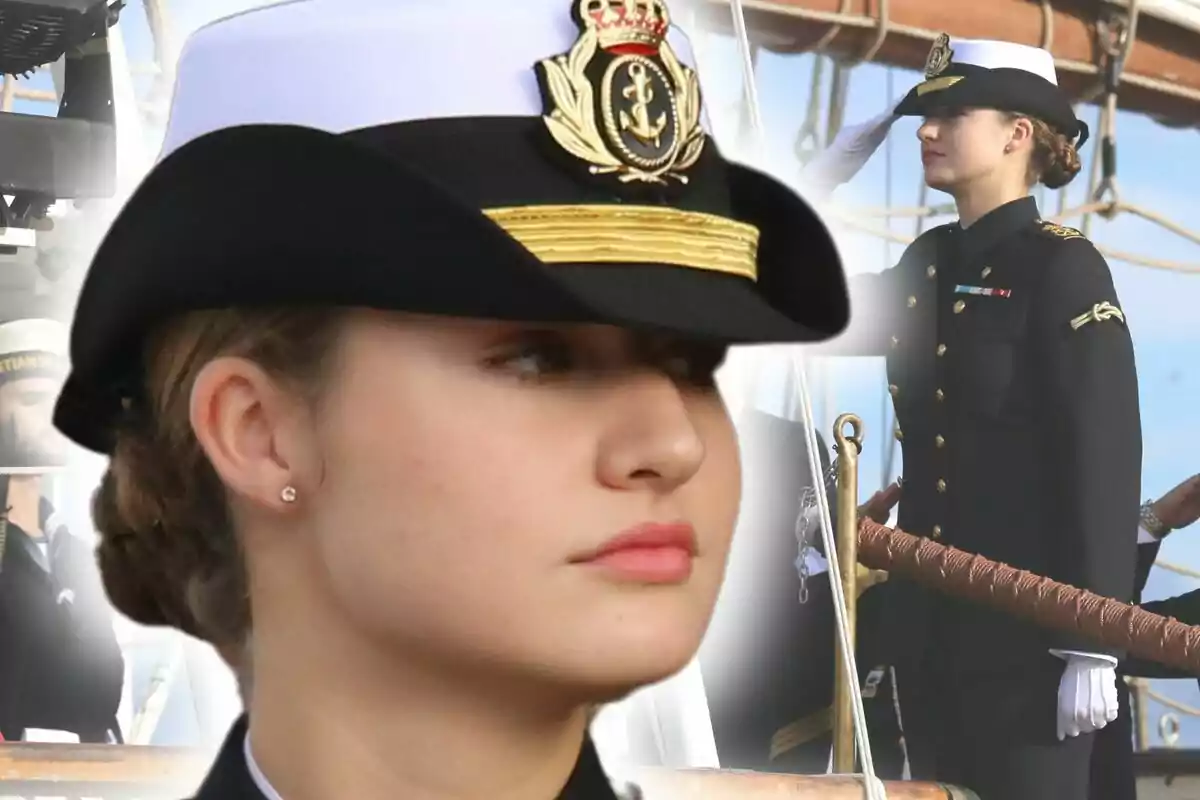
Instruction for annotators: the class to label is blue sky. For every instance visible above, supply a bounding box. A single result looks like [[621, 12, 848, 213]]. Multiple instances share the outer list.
[[27, 1, 1200, 751]]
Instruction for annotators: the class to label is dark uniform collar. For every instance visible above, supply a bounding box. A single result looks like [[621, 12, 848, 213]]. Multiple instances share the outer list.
[[191, 716, 260, 799], [194, 715, 624, 800], [0, 497, 69, 576], [2, 519, 49, 574], [953, 195, 1040, 261]]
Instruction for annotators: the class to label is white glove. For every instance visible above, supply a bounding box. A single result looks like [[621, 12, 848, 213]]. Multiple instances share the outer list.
[[799, 97, 904, 198], [1050, 649, 1119, 740]]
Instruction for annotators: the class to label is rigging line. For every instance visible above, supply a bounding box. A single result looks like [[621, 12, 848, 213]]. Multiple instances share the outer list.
[[1084, 1, 1140, 233], [1145, 687, 1200, 717], [795, 56, 828, 166], [830, 216, 1200, 274], [811, 0, 850, 52], [881, 65, 897, 490], [821, 198, 1200, 272], [699, 0, 1200, 109], [1153, 559, 1200, 580], [729, 0, 766, 150], [842, 198, 1200, 246]]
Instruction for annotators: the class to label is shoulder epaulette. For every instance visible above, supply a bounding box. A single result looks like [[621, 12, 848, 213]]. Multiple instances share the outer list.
[[1035, 220, 1086, 241]]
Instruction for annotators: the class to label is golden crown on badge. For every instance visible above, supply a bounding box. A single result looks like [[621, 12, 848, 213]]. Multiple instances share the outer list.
[[581, 0, 671, 51], [537, 0, 705, 184]]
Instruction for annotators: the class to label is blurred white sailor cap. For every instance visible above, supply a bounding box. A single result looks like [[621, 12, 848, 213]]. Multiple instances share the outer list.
[[0, 318, 67, 358]]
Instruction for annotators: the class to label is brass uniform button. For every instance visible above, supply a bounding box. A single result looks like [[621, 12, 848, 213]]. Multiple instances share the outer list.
[[927, 265, 937, 278], [936, 343, 947, 356], [937, 479, 947, 493], [953, 300, 966, 314], [907, 295, 918, 308], [932, 525, 942, 539], [894, 427, 903, 441], [935, 389, 945, 401], [935, 434, 945, 448], [891, 336, 900, 348], [981, 267, 991, 278], [889, 384, 899, 396]]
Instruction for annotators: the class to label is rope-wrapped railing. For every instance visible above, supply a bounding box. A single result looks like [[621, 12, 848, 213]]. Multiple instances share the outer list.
[[857, 519, 1200, 675]]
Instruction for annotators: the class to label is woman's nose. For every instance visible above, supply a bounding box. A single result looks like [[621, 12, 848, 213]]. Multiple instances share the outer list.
[[594, 372, 706, 495]]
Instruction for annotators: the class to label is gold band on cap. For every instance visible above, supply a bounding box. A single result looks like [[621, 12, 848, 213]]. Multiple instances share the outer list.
[[483, 204, 759, 281], [916, 75, 965, 96], [0, 352, 63, 375]]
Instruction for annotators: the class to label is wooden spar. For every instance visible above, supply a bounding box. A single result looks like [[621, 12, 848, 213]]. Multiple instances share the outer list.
[[692, 0, 1200, 130], [637, 768, 978, 798], [0, 742, 209, 795]]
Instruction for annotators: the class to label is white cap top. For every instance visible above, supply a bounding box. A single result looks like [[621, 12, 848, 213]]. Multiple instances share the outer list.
[[949, 38, 1058, 85], [0, 318, 67, 358], [160, 0, 708, 162]]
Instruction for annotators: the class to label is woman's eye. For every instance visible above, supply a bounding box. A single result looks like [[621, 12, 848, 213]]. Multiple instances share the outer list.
[[657, 345, 727, 388], [486, 334, 727, 388], [491, 338, 576, 380]]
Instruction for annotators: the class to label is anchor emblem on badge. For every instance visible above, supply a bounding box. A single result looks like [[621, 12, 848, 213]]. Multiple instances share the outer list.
[[536, 0, 706, 184]]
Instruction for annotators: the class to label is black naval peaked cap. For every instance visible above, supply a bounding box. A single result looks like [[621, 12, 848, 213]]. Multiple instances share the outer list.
[[896, 35, 1089, 148], [55, 0, 849, 455]]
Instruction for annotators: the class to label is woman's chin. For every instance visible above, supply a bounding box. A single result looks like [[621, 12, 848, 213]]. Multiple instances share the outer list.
[[553, 626, 707, 701], [922, 165, 957, 192]]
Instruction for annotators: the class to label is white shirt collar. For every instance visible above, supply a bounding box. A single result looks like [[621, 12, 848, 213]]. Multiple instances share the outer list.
[[244, 732, 285, 800]]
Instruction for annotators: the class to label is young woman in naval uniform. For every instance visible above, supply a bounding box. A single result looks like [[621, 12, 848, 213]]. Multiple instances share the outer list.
[[49, 0, 849, 798], [801, 34, 1141, 800]]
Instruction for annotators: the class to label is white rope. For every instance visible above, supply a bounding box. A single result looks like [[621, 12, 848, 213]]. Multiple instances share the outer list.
[[728, 0, 766, 146], [722, 4, 886, 796]]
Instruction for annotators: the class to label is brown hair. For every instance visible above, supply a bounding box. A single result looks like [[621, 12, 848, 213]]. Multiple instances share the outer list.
[[1022, 116, 1082, 190], [91, 308, 347, 655]]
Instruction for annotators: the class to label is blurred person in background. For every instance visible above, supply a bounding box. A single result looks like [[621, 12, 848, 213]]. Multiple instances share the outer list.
[[1094, 473, 1200, 800], [0, 316, 123, 743]]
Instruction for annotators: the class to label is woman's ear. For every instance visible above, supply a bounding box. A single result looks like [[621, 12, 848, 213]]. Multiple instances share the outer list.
[[189, 355, 307, 512], [1007, 116, 1035, 154]]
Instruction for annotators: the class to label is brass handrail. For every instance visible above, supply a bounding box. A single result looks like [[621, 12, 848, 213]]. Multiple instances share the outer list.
[[831, 413, 863, 773]]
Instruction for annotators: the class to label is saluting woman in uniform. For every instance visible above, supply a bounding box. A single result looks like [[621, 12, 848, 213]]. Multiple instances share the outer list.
[[811, 35, 1142, 800], [50, 1, 848, 798]]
